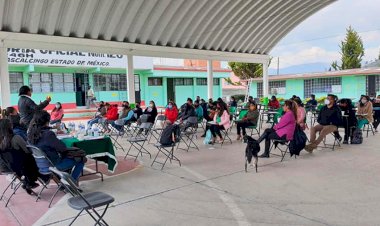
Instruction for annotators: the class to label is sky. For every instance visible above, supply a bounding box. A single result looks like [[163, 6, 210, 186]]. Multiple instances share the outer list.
[[269, 0, 380, 71]]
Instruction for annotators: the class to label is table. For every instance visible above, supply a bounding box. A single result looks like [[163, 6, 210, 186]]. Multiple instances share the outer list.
[[61, 136, 117, 173], [260, 111, 279, 128]]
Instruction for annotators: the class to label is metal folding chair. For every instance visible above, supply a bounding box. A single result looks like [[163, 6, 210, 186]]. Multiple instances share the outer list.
[[125, 122, 153, 161], [177, 117, 199, 152], [49, 167, 114, 226], [151, 143, 181, 170], [27, 145, 66, 208], [148, 115, 167, 144], [0, 171, 23, 207], [321, 133, 341, 151], [269, 139, 291, 162], [363, 122, 375, 137]]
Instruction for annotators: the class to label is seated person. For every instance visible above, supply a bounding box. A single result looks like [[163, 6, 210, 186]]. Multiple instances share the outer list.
[[229, 96, 237, 107], [357, 95, 373, 129], [236, 102, 259, 140], [245, 96, 256, 108], [194, 100, 203, 121], [164, 101, 179, 125], [294, 98, 306, 130], [305, 94, 342, 153], [27, 111, 85, 182], [209, 103, 231, 143], [102, 104, 119, 133], [50, 102, 64, 125], [180, 98, 196, 122], [268, 96, 280, 110], [134, 102, 143, 120], [122, 101, 129, 108], [373, 95, 380, 132], [88, 102, 108, 127], [305, 94, 318, 112], [142, 101, 158, 124], [0, 119, 40, 192], [3, 107, 27, 141], [257, 100, 297, 158], [334, 98, 357, 144], [201, 106, 217, 137], [111, 105, 134, 132]]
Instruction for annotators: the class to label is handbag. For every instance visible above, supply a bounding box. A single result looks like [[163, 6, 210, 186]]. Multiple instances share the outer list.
[[66, 147, 87, 163]]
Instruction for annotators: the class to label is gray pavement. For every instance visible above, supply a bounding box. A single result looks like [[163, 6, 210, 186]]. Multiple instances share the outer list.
[[34, 127, 380, 226]]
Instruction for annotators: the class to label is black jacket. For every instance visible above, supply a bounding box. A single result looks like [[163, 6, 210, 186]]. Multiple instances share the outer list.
[[143, 107, 158, 123], [18, 95, 49, 127], [34, 127, 67, 165], [181, 104, 196, 121], [317, 105, 343, 127]]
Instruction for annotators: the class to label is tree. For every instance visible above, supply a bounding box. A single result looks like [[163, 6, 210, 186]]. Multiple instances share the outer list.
[[331, 26, 364, 70]]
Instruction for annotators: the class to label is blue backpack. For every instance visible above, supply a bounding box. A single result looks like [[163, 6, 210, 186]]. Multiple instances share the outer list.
[[203, 129, 212, 145]]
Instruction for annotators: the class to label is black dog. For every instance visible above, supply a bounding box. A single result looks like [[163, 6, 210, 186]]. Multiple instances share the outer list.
[[243, 135, 260, 172]]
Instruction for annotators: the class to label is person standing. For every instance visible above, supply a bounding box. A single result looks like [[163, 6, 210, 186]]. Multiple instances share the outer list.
[[86, 86, 95, 109], [18, 86, 51, 128]]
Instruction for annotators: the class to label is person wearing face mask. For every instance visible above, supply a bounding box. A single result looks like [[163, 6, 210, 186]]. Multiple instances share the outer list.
[[194, 100, 203, 121], [143, 101, 158, 124], [357, 95, 373, 129], [268, 95, 280, 110], [50, 102, 64, 125], [165, 101, 179, 125], [305, 94, 343, 153], [133, 102, 143, 120]]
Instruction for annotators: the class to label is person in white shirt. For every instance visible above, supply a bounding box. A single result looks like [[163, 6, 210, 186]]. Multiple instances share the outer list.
[[86, 86, 95, 109]]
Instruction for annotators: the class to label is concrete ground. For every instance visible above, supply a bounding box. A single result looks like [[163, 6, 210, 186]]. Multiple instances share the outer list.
[[16, 125, 380, 225]]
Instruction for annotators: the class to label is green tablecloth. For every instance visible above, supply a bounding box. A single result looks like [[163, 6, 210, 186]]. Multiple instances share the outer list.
[[61, 137, 117, 173]]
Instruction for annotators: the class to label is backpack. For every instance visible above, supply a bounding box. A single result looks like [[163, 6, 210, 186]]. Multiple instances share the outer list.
[[203, 129, 212, 145], [160, 124, 180, 146], [351, 128, 363, 144], [289, 125, 307, 156]]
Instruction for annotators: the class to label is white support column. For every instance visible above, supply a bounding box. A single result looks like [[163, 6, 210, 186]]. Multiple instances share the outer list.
[[127, 54, 135, 103], [207, 60, 213, 100], [0, 45, 11, 107], [262, 61, 269, 98]]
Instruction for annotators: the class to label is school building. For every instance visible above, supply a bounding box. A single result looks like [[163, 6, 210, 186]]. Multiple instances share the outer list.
[[5, 48, 230, 109], [249, 68, 380, 100]]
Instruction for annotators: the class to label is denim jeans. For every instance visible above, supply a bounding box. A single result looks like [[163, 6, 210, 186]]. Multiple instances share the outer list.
[[55, 158, 85, 181], [88, 118, 100, 127]]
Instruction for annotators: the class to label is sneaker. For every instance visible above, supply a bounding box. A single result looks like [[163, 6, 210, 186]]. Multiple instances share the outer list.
[[236, 135, 242, 141]]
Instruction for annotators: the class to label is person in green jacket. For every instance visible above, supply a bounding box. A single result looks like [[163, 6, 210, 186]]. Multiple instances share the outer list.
[[236, 103, 259, 140]]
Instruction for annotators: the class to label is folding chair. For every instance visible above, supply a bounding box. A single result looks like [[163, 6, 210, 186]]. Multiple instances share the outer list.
[[0, 168, 23, 207], [151, 143, 181, 170], [49, 167, 114, 226], [27, 145, 66, 208], [220, 124, 233, 147], [321, 133, 341, 151], [177, 117, 199, 152], [148, 115, 167, 144], [125, 122, 153, 161], [363, 122, 375, 137], [269, 139, 291, 162]]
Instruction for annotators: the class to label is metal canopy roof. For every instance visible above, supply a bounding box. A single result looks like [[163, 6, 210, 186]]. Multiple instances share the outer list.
[[0, 0, 335, 63]]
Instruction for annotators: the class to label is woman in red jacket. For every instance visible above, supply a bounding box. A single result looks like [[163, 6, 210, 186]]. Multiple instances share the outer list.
[[268, 96, 280, 110], [165, 101, 179, 125], [103, 104, 119, 133]]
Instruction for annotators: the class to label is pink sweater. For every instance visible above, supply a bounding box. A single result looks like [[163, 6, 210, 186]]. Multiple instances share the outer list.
[[51, 109, 64, 121], [213, 110, 231, 130], [297, 107, 306, 130], [274, 111, 296, 141]]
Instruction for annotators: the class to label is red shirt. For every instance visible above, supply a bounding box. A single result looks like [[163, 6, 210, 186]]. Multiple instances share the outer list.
[[165, 107, 179, 124], [105, 106, 118, 120], [269, 100, 280, 109]]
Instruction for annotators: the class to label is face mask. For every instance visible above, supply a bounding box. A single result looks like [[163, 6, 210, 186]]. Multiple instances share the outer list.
[[361, 99, 367, 104], [168, 104, 173, 109], [324, 99, 330, 105], [55, 105, 60, 109], [149, 104, 153, 108]]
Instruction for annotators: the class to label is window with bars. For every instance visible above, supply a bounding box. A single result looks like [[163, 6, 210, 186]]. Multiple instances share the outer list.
[[30, 73, 52, 93], [93, 74, 127, 91], [148, 77, 162, 86], [174, 78, 193, 86], [257, 82, 263, 98], [196, 78, 220, 85], [9, 72, 24, 93], [303, 77, 342, 98]]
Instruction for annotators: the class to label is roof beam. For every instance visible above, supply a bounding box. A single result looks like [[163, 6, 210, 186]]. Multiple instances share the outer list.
[[0, 31, 269, 64]]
